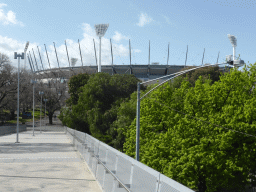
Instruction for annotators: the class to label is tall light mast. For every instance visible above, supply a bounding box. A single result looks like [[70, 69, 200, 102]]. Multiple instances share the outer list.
[[227, 34, 237, 68], [94, 24, 109, 72]]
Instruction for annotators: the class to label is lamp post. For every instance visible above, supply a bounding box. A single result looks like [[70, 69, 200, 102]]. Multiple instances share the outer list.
[[14, 52, 24, 143], [94, 24, 109, 72], [30, 79, 37, 136], [39, 91, 44, 133], [43, 99, 48, 125], [24, 41, 29, 69]]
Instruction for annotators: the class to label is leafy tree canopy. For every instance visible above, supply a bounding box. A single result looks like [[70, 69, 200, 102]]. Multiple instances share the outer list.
[[60, 72, 145, 144], [66, 73, 90, 107], [171, 65, 225, 89], [123, 63, 256, 192]]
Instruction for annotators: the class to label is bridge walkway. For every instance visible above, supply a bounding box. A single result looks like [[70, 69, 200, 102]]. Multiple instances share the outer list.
[[0, 126, 102, 192]]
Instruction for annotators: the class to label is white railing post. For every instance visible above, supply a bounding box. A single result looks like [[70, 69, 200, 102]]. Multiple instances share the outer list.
[[113, 155, 119, 190], [102, 149, 108, 190], [129, 164, 134, 190]]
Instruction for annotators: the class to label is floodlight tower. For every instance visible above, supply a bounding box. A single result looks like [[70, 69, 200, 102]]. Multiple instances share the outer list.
[[94, 24, 109, 72], [227, 34, 237, 67]]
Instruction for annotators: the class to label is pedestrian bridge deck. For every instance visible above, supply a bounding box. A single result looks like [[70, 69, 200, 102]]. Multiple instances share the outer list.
[[0, 126, 102, 192]]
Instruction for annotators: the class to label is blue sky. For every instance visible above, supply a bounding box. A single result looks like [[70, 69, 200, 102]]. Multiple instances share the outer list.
[[0, 0, 255, 70]]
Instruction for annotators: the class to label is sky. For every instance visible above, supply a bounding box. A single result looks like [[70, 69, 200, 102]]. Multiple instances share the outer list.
[[0, 0, 255, 71]]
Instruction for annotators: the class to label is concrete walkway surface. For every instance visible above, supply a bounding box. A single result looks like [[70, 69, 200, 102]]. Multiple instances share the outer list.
[[0, 126, 102, 192]]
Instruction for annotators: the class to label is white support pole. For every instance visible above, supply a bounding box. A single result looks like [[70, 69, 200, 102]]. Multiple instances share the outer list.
[[33, 82, 35, 136], [136, 82, 140, 161], [16, 56, 20, 143], [233, 47, 236, 68], [45, 101, 46, 125], [40, 94, 42, 133], [44, 99, 47, 125], [14, 52, 24, 143]]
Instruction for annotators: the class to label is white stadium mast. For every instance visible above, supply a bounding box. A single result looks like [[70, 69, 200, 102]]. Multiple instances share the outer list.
[[227, 34, 244, 68], [94, 24, 109, 72], [228, 34, 237, 65]]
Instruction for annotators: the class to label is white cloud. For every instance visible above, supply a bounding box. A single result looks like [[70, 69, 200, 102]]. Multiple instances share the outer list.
[[0, 4, 24, 26], [82, 23, 96, 37], [0, 23, 141, 70], [112, 31, 129, 42], [163, 15, 171, 25], [137, 12, 153, 27], [133, 49, 141, 53], [0, 3, 7, 8], [0, 35, 38, 69]]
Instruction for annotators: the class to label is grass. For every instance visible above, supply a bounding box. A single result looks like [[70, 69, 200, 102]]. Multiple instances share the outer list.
[[4, 108, 47, 124]]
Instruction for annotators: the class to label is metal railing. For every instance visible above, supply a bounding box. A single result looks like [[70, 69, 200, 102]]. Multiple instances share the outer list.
[[65, 126, 194, 192], [0, 125, 27, 136]]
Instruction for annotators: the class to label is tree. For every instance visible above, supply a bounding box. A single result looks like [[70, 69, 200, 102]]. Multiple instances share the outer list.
[[35, 75, 68, 124], [109, 83, 157, 151], [59, 72, 91, 133], [0, 52, 35, 120], [60, 72, 145, 145], [170, 65, 224, 89], [66, 73, 90, 107], [19, 69, 34, 112], [0, 53, 17, 112], [123, 63, 256, 192]]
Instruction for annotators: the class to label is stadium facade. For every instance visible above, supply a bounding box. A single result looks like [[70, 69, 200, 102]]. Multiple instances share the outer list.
[[34, 64, 232, 85]]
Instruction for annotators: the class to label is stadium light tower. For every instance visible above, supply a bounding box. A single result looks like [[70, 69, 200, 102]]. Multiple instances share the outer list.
[[226, 34, 244, 68], [227, 34, 237, 67], [94, 24, 109, 72]]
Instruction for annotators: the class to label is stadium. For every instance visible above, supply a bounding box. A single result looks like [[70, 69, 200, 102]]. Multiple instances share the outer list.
[[26, 32, 241, 86], [32, 63, 232, 86]]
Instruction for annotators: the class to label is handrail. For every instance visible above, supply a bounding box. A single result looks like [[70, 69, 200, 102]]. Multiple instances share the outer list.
[[66, 127, 131, 192]]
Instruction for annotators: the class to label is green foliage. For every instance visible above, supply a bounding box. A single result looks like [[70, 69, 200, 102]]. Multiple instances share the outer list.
[[109, 82, 159, 151], [78, 73, 144, 143], [170, 65, 224, 89], [60, 64, 256, 191], [66, 73, 90, 107], [60, 72, 144, 145], [123, 63, 256, 192]]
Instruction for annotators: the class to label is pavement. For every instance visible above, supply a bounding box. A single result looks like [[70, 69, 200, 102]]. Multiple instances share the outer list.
[[26, 116, 62, 128], [0, 126, 103, 192]]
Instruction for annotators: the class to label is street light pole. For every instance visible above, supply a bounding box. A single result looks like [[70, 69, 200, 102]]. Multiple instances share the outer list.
[[39, 91, 44, 133], [136, 82, 140, 161], [33, 82, 35, 136], [30, 79, 37, 136], [14, 52, 24, 144]]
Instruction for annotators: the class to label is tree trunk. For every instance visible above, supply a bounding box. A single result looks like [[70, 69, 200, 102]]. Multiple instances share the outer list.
[[198, 174, 207, 192], [10, 110, 15, 120], [49, 112, 53, 125]]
